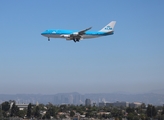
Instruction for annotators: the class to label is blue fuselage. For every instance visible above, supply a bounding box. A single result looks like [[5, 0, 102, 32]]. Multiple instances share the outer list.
[[41, 29, 114, 39]]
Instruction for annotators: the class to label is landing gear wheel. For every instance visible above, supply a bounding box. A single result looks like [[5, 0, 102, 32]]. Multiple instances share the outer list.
[[76, 39, 79, 42], [48, 37, 50, 41], [73, 38, 76, 42]]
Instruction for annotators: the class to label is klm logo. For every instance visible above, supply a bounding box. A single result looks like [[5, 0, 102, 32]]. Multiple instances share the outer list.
[[105, 26, 112, 30]]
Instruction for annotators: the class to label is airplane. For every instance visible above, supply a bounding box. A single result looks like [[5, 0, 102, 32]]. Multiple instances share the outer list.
[[41, 21, 116, 42]]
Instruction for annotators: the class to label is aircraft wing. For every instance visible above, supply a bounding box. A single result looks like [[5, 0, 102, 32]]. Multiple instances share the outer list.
[[71, 27, 92, 37], [78, 27, 92, 35]]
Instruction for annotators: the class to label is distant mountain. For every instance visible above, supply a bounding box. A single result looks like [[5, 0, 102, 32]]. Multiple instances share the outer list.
[[0, 93, 164, 105], [148, 89, 164, 95]]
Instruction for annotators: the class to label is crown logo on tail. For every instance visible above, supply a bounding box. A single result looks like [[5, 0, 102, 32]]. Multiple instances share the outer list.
[[105, 26, 112, 30]]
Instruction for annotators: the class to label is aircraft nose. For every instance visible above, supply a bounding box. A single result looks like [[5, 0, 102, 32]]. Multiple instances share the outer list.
[[41, 30, 55, 36], [41, 32, 45, 35], [41, 31, 47, 36]]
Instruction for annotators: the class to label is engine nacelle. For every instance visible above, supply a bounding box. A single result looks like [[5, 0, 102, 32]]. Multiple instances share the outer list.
[[60, 34, 70, 38], [66, 37, 72, 40]]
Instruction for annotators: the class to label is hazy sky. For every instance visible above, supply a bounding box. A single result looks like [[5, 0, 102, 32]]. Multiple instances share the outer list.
[[0, 0, 164, 94]]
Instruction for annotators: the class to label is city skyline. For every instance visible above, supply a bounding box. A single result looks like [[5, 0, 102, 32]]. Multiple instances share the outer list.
[[0, 92, 164, 105]]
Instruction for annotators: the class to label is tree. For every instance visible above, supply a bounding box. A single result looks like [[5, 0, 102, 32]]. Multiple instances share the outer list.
[[10, 102, 19, 117], [44, 112, 50, 119], [126, 107, 134, 114], [127, 113, 135, 120], [45, 106, 57, 119], [17, 109, 26, 118], [34, 106, 41, 118], [141, 103, 146, 109], [146, 104, 157, 118], [0, 105, 3, 119], [133, 116, 140, 120], [111, 108, 123, 118], [2, 102, 10, 112], [27, 103, 32, 118], [70, 111, 75, 117], [161, 106, 164, 115], [140, 113, 147, 120]]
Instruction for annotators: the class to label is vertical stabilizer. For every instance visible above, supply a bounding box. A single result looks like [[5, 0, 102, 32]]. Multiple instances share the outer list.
[[99, 21, 116, 32]]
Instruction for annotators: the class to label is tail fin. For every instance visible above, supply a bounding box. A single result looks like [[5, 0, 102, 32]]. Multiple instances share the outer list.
[[99, 21, 116, 32]]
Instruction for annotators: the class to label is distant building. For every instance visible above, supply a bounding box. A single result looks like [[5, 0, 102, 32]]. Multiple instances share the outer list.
[[129, 102, 142, 108], [85, 99, 91, 106], [13, 103, 36, 110], [93, 102, 96, 106], [16, 104, 29, 110], [106, 103, 113, 107], [68, 95, 73, 104], [102, 101, 129, 107], [99, 101, 145, 108], [113, 101, 129, 107], [99, 102, 106, 107]]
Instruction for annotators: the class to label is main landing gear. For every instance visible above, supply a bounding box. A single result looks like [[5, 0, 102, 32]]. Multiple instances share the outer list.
[[73, 38, 80, 43], [48, 37, 50, 41]]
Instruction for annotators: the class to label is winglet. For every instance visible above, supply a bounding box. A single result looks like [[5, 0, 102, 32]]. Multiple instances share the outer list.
[[99, 21, 116, 32]]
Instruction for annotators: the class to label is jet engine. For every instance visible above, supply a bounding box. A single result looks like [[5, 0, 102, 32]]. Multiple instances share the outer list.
[[66, 37, 72, 40]]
